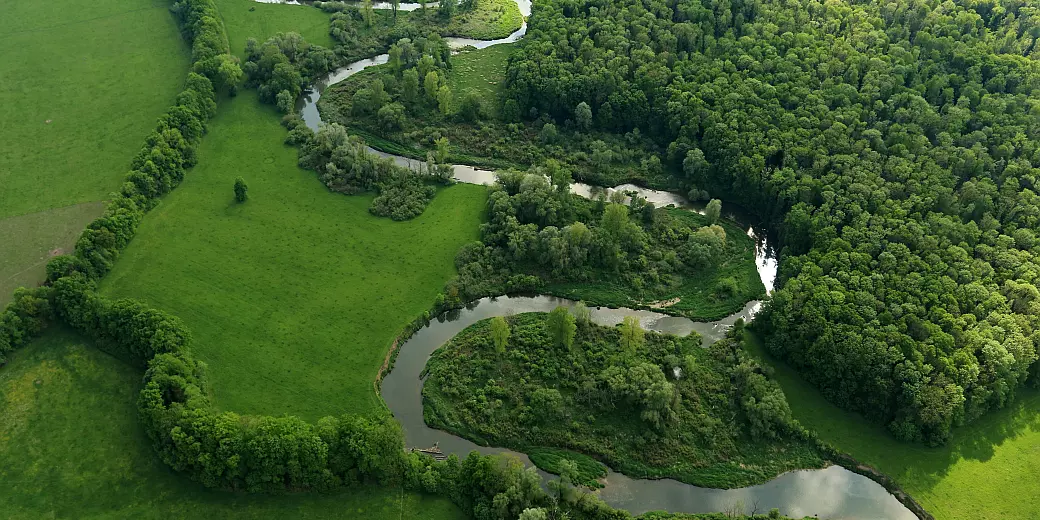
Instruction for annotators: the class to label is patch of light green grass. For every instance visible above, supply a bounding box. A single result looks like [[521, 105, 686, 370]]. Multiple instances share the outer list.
[[0, 329, 463, 519], [213, 0, 333, 59], [0, 202, 105, 307], [101, 91, 486, 421], [742, 330, 1040, 520], [0, 0, 189, 292], [447, 43, 512, 117], [443, 0, 523, 40]]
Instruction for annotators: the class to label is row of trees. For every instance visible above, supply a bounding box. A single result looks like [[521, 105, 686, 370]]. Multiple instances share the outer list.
[[423, 309, 818, 489], [505, 0, 1040, 444]]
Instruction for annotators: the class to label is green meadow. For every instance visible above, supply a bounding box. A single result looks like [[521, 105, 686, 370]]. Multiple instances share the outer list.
[[0, 329, 462, 519], [743, 330, 1040, 520], [448, 43, 512, 117], [101, 91, 486, 421], [0, 0, 189, 303], [214, 0, 334, 56]]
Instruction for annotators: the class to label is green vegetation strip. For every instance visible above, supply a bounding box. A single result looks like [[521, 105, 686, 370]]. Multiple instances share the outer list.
[[527, 447, 607, 489], [0, 329, 462, 520]]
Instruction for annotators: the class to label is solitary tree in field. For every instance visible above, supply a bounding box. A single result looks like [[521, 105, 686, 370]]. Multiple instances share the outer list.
[[491, 316, 510, 353], [234, 177, 248, 202], [546, 306, 576, 350], [705, 198, 722, 224], [391, 0, 399, 20]]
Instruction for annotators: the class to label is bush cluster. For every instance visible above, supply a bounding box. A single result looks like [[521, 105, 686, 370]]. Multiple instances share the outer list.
[[288, 119, 452, 218], [243, 32, 339, 112], [445, 170, 759, 318], [423, 312, 821, 489]]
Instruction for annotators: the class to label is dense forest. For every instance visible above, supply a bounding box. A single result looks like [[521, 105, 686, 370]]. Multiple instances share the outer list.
[[504, 0, 1040, 444], [444, 172, 765, 320], [423, 310, 823, 487]]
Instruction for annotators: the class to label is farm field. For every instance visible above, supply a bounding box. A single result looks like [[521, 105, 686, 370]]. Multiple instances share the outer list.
[[0, 0, 189, 305], [0, 328, 463, 520], [743, 330, 1040, 520], [101, 90, 486, 421]]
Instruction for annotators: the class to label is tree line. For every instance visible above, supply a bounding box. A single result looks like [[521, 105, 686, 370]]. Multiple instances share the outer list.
[[504, 0, 1040, 445]]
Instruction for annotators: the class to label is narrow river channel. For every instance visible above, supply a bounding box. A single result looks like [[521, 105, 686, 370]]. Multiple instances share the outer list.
[[266, 0, 919, 516]]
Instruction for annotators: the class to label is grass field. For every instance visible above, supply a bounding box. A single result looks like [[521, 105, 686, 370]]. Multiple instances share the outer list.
[[101, 91, 486, 421], [213, 0, 333, 58], [0, 202, 105, 306], [0, 0, 189, 303], [448, 43, 512, 117], [743, 330, 1040, 520], [442, 0, 523, 40], [0, 329, 462, 519]]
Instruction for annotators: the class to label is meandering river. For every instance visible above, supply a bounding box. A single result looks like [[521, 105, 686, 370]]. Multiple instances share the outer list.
[[266, 0, 917, 516]]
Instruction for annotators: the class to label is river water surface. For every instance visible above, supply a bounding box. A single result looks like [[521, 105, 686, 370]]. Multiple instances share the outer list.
[[267, 0, 917, 516]]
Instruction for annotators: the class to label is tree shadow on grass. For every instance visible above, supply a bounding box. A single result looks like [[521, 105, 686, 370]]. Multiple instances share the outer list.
[[740, 329, 1040, 493]]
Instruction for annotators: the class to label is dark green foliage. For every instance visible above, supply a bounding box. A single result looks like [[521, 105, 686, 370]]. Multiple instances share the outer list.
[[423, 313, 824, 488], [234, 177, 248, 202], [242, 32, 338, 111], [320, 53, 669, 186], [288, 120, 449, 220], [506, 0, 1040, 445], [444, 174, 765, 319], [52, 275, 191, 367], [59, 0, 231, 283], [0, 287, 53, 365], [527, 447, 607, 489], [370, 171, 437, 220]]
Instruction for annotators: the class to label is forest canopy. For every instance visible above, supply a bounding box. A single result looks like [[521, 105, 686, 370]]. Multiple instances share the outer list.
[[504, 0, 1040, 444]]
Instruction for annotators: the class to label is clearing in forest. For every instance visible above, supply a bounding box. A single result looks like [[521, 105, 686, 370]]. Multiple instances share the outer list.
[[100, 91, 486, 421]]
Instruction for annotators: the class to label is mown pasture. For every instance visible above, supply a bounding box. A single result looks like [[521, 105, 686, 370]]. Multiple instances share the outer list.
[[0, 0, 190, 304], [100, 90, 486, 421], [0, 329, 463, 519]]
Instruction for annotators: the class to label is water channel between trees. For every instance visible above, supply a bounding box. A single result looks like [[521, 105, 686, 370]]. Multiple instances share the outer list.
[[267, 0, 917, 516]]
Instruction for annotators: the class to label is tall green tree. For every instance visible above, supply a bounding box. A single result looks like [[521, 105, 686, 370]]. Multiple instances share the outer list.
[[546, 306, 576, 350], [491, 316, 510, 353], [619, 316, 643, 356], [705, 199, 722, 224]]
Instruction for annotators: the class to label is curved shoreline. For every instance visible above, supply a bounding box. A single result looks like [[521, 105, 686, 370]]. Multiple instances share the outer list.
[[379, 295, 918, 519], [278, 0, 928, 517]]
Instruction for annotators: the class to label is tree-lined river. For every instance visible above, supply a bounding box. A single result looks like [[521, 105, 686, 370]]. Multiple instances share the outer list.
[[263, 0, 919, 516]]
